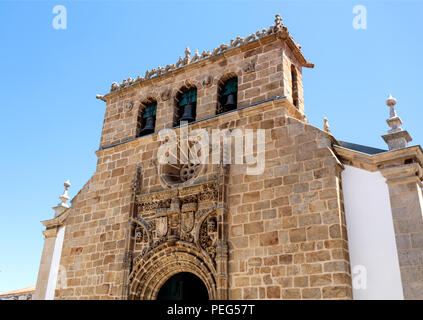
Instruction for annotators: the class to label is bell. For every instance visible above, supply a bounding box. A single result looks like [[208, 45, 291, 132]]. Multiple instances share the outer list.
[[223, 93, 236, 110], [140, 115, 155, 135], [179, 103, 195, 123]]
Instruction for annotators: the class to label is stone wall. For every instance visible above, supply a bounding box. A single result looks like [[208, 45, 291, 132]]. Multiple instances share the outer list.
[[54, 97, 352, 300], [99, 34, 307, 149], [226, 104, 351, 300], [33, 230, 56, 300], [382, 163, 423, 299]]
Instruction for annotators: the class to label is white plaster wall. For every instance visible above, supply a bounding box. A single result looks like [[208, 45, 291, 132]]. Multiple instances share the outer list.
[[44, 226, 65, 300], [341, 165, 403, 300]]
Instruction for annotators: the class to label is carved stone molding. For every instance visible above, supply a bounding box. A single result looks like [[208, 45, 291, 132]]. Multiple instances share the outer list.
[[126, 176, 228, 300], [160, 88, 172, 101], [131, 165, 143, 194], [123, 101, 134, 112], [202, 75, 213, 88], [242, 61, 255, 74], [108, 14, 313, 94]]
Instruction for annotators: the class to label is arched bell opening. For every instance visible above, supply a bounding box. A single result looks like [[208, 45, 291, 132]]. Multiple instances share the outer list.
[[217, 74, 238, 114], [137, 98, 157, 137], [174, 85, 197, 126]]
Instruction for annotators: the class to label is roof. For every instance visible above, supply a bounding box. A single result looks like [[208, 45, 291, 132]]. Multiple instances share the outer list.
[[338, 141, 387, 155], [0, 286, 35, 296]]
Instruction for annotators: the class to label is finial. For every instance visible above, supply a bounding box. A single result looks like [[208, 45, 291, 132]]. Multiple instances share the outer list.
[[386, 94, 397, 106], [275, 14, 283, 29], [381, 94, 412, 150], [53, 180, 71, 217], [386, 94, 397, 118], [323, 117, 331, 134], [385, 94, 402, 133], [183, 47, 191, 65], [59, 180, 71, 207]]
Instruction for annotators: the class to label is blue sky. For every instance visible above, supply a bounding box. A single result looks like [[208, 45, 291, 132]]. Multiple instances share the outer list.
[[0, 0, 422, 293]]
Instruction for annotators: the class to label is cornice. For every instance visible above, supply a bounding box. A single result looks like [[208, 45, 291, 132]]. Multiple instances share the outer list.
[[333, 144, 423, 181], [41, 207, 71, 235]]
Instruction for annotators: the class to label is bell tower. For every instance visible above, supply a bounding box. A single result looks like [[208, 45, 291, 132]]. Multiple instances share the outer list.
[[95, 14, 314, 150]]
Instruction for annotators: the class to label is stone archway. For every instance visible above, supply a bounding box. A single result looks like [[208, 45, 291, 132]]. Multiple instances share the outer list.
[[157, 272, 209, 301], [128, 242, 218, 300]]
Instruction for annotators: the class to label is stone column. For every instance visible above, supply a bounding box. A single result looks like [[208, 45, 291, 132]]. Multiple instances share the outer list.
[[381, 163, 423, 299], [33, 228, 58, 300], [215, 163, 229, 300], [34, 180, 71, 300]]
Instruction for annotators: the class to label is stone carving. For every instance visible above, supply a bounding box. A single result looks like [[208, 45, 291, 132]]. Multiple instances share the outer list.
[[202, 75, 213, 88], [212, 43, 230, 56], [199, 215, 217, 259], [255, 29, 267, 39], [274, 14, 283, 30], [175, 56, 184, 68], [131, 165, 143, 194], [181, 211, 194, 233], [201, 50, 211, 59], [382, 94, 412, 150], [135, 227, 145, 243], [243, 61, 255, 73], [159, 137, 204, 187], [123, 101, 134, 112], [123, 250, 133, 269], [183, 47, 191, 65], [165, 64, 175, 72], [95, 94, 106, 101], [130, 216, 155, 265], [156, 216, 168, 238], [131, 182, 219, 263], [109, 14, 296, 92], [230, 36, 244, 47], [138, 199, 172, 214], [111, 82, 119, 91], [160, 88, 172, 101], [191, 50, 201, 63], [323, 117, 331, 134], [245, 33, 256, 43], [207, 216, 217, 233]]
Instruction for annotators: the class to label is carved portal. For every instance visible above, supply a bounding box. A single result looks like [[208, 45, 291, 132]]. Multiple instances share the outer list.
[[127, 181, 227, 300]]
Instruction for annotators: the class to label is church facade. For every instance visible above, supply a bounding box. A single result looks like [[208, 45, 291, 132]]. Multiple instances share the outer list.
[[34, 15, 423, 300]]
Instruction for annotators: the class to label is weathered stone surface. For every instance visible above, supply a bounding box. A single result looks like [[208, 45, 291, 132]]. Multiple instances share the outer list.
[[35, 16, 355, 301]]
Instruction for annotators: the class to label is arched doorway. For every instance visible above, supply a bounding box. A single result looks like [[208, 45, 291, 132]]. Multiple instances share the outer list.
[[156, 272, 209, 301]]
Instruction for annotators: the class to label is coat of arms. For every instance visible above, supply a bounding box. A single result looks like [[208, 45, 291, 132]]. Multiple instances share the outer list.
[[156, 216, 168, 238], [181, 211, 195, 233]]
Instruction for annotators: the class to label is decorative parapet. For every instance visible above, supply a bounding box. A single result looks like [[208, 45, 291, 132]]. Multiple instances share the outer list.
[[99, 14, 313, 98]]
